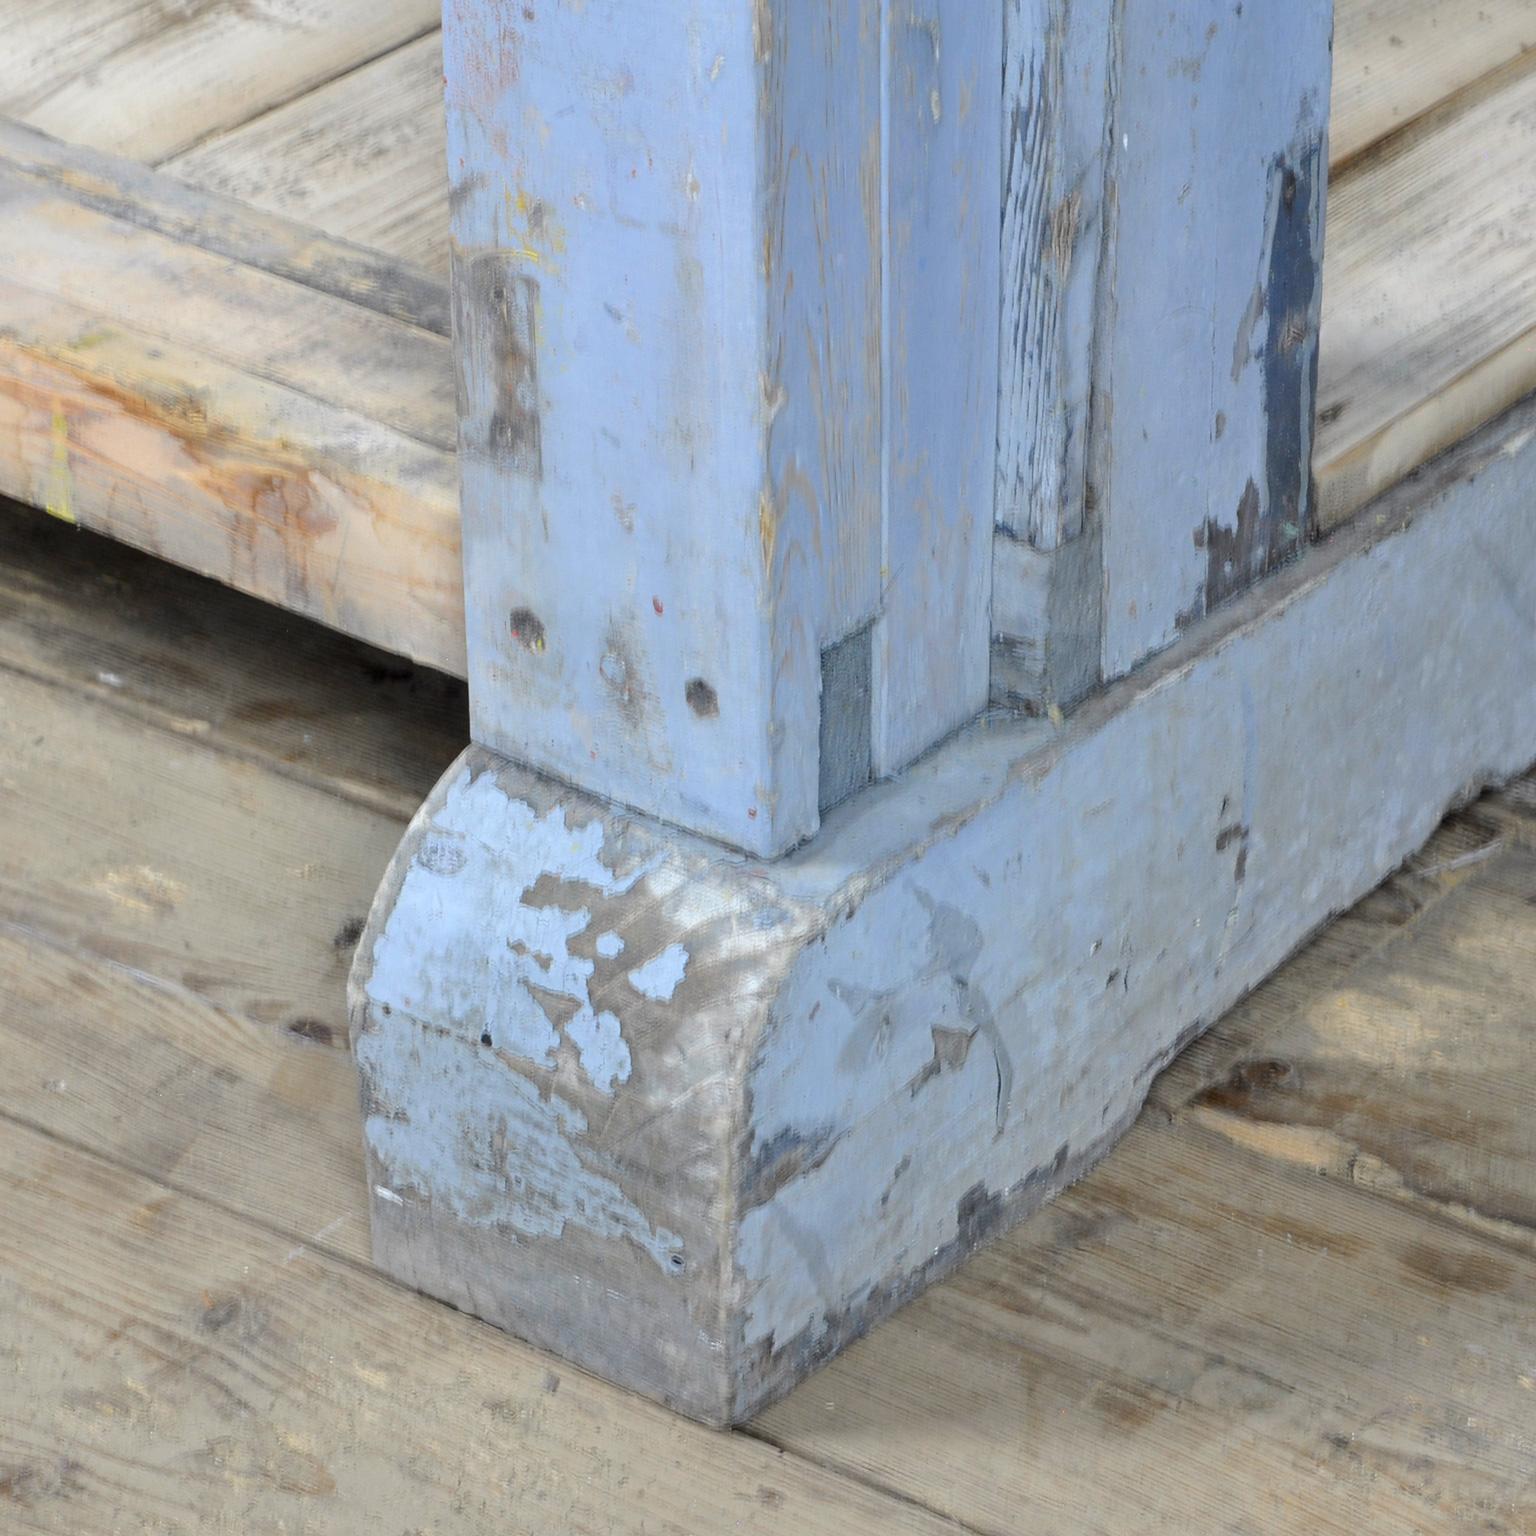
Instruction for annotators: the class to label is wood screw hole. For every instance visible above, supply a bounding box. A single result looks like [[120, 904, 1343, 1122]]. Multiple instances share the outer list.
[[509, 608, 546, 652]]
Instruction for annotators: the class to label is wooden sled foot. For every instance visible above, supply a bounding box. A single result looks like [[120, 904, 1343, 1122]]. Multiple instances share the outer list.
[[351, 404, 1536, 1426]]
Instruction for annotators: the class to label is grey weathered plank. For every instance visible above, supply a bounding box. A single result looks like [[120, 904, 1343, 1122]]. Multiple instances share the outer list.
[[352, 394, 1536, 1423], [0, 116, 448, 334], [0, 0, 439, 163], [163, 33, 453, 281]]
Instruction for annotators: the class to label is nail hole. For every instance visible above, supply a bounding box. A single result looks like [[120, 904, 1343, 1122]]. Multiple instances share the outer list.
[[481, 1031, 493, 1047], [685, 678, 719, 718], [509, 608, 546, 652], [668, 1253, 685, 1272]]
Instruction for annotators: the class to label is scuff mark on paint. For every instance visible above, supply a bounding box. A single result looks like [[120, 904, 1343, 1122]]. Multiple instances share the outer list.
[[358, 1023, 681, 1270], [367, 766, 648, 1093], [628, 943, 689, 1002], [46, 407, 74, 523]]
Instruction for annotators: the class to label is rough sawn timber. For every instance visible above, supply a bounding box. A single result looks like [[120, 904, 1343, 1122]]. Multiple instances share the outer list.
[[352, 398, 1536, 1426]]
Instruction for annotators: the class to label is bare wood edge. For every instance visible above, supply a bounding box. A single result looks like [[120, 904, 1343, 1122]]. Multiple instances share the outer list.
[[348, 393, 1536, 1426], [0, 116, 449, 336], [0, 277, 464, 678]]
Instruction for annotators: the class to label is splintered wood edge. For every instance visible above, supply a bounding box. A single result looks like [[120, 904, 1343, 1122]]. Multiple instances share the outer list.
[[348, 396, 1536, 1424]]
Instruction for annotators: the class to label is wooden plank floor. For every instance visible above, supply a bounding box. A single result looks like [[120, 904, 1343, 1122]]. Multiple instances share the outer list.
[[4, 500, 1536, 1533]]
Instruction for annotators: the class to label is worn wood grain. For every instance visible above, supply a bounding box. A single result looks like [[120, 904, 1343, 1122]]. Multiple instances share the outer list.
[[0, 662, 402, 1042], [0, 154, 464, 677], [0, 1117, 973, 1536], [0, 179, 454, 449], [0, 116, 448, 333], [1332, 0, 1536, 169], [164, 33, 452, 278], [1314, 54, 1536, 532], [995, 0, 1113, 552], [0, 0, 439, 163], [1155, 830, 1536, 1257]]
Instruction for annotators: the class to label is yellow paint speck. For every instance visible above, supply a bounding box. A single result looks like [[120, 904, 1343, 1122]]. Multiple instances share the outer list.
[[45, 408, 74, 524]]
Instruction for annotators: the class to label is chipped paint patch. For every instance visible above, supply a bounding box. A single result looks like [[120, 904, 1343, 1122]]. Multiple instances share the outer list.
[[367, 765, 645, 1092], [628, 943, 689, 1002], [594, 931, 625, 958], [358, 1022, 680, 1270]]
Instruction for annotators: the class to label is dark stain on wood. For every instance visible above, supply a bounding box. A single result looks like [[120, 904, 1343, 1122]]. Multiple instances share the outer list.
[[286, 1017, 336, 1047], [742, 1125, 842, 1212], [1188, 139, 1323, 622], [452, 250, 542, 478], [1194, 1057, 1297, 1114], [685, 677, 719, 718], [1400, 1241, 1514, 1296], [333, 916, 366, 951]]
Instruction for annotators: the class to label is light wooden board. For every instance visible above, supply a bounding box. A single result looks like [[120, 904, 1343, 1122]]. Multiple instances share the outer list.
[[1315, 54, 1536, 531], [163, 32, 452, 278], [0, 116, 449, 333], [1332, 0, 1536, 168], [0, 1115, 969, 1536], [4, 510, 1536, 1522], [0, 0, 439, 163], [0, 142, 464, 679]]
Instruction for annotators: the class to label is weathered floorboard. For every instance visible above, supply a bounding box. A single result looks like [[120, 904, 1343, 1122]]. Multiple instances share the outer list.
[[0, 1118, 970, 1536], [1331, 0, 1536, 168], [1314, 54, 1536, 532], [6, 491, 1536, 1528], [164, 33, 452, 278], [0, 0, 439, 163]]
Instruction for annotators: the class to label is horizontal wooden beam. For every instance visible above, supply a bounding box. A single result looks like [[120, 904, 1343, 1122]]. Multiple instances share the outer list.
[[352, 397, 1536, 1424], [2, 114, 1529, 720]]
